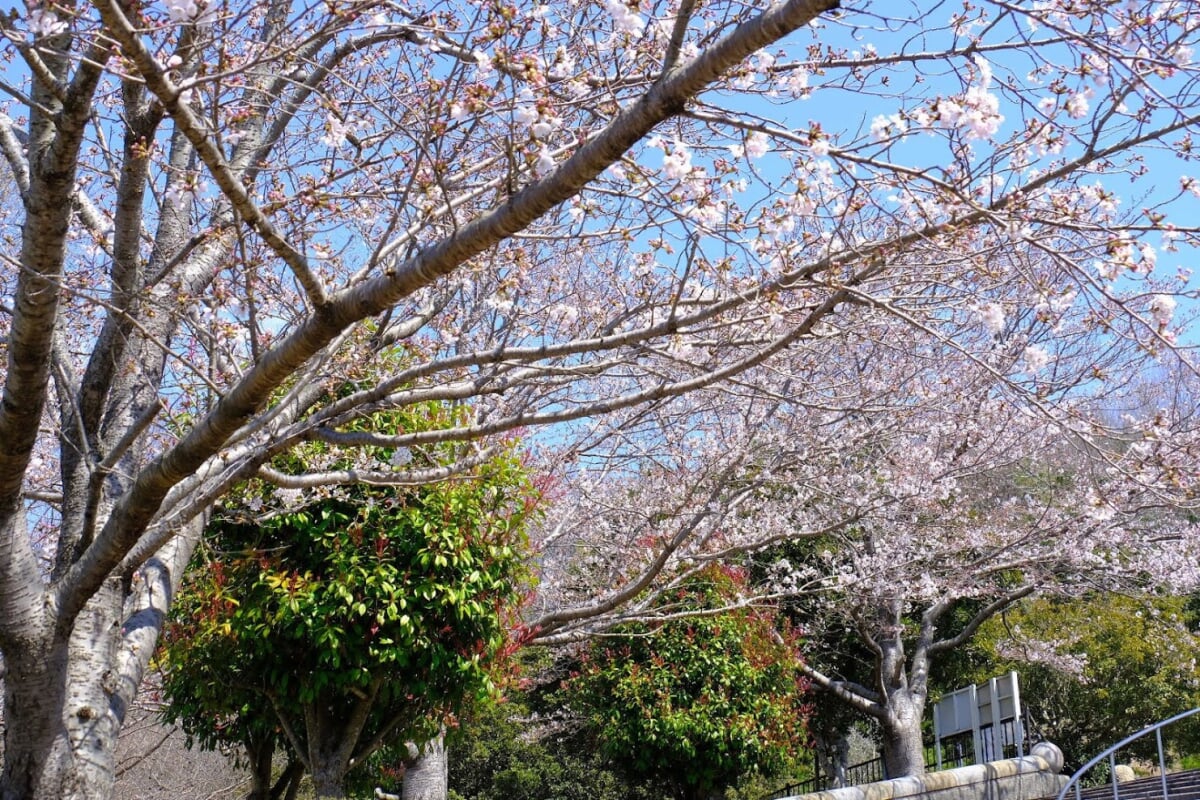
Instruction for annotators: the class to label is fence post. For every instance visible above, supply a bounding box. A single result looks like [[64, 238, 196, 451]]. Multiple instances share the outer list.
[[1157, 729, 1168, 800]]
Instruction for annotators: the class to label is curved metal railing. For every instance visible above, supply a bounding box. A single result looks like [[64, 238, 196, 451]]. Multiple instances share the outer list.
[[1057, 707, 1200, 800]]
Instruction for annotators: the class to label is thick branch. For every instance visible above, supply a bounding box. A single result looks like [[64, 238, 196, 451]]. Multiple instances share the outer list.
[[800, 661, 885, 717], [0, 513, 48, 648], [660, 0, 698, 75], [0, 30, 108, 523], [255, 446, 502, 488], [927, 585, 1037, 656]]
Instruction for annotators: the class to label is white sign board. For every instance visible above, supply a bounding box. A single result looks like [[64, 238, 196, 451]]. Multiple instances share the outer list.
[[931, 671, 1023, 770]]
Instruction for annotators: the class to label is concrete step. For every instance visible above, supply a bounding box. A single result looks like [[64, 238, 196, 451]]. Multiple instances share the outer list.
[[1064, 770, 1200, 800]]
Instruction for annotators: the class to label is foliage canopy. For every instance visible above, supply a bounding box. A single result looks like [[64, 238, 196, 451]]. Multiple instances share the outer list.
[[160, 405, 539, 796], [567, 567, 811, 800]]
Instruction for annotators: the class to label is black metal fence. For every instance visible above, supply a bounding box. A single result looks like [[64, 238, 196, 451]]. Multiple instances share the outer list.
[[981, 718, 1027, 762], [765, 717, 1033, 800], [765, 754, 926, 800]]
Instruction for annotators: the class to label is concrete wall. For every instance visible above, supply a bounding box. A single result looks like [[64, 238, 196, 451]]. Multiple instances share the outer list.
[[783, 742, 1068, 800]]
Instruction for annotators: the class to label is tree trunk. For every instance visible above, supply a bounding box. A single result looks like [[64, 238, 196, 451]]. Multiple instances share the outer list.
[[310, 766, 346, 800], [1, 582, 129, 800], [814, 731, 851, 789], [402, 734, 447, 800], [271, 759, 305, 800], [1, 532, 198, 800], [301, 703, 358, 799], [880, 690, 927, 779], [1, 635, 72, 800], [244, 737, 304, 800], [245, 735, 274, 800], [307, 731, 348, 800]]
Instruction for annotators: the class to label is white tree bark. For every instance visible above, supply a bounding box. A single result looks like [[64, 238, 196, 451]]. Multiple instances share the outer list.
[[402, 735, 448, 800]]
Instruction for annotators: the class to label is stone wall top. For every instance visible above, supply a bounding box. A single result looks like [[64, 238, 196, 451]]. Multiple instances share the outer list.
[[784, 742, 1066, 800]]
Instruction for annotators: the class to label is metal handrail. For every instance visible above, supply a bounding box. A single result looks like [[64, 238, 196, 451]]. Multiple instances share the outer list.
[[1056, 707, 1200, 800]]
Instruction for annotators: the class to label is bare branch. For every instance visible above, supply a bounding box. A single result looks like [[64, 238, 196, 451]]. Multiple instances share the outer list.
[[93, 0, 331, 310], [256, 446, 503, 488]]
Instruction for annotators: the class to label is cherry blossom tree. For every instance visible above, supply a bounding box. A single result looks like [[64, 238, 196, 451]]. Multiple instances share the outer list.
[[776, 433, 1199, 779], [3, 1, 1200, 798], [531, 337, 1200, 777]]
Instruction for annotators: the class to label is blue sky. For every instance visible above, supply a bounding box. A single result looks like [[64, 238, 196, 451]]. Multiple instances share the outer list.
[[4, 0, 1197, 345]]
